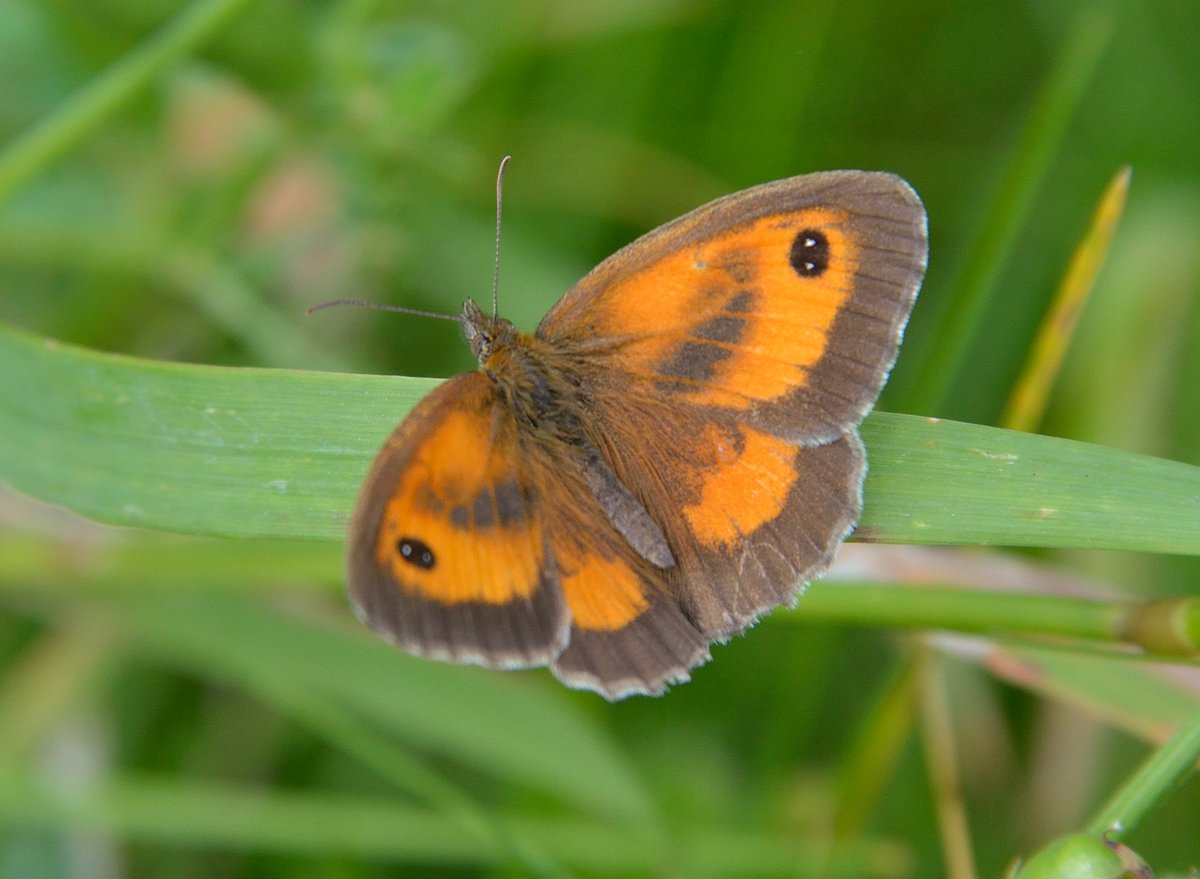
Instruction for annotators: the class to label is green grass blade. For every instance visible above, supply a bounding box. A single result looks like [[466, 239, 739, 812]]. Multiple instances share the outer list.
[[858, 415, 1200, 554], [91, 588, 656, 825], [2, 322, 1198, 554], [1086, 705, 1200, 837], [0, 321, 432, 540], [0, 772, 899, 875]]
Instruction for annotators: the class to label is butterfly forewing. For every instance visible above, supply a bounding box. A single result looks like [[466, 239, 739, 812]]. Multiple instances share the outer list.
[[538, 171, 927, 441]]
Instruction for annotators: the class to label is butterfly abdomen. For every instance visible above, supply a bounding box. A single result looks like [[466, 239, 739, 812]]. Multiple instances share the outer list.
[[479, 330, 679, 572]]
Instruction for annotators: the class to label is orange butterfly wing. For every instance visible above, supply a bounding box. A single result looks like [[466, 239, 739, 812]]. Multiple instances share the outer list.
[[537, 170, 927, 637], [540, 171, 925, 437], [347, 372, 569, 668], [539, 492, 710, 699], [349, 371, 709, 696]]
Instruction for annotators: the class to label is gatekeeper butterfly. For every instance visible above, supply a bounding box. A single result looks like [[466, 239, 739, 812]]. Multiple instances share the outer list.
[[344, 169, 927, 699]]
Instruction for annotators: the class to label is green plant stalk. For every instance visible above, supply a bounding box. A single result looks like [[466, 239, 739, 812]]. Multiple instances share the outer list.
[[804, 585, 1200, 659], [798, 584, 1124, 643], [903, 8, 1113, 413], [1086, 705, 1200, 837], [0, 0, 255, 204], [918, 649, 976, 879]]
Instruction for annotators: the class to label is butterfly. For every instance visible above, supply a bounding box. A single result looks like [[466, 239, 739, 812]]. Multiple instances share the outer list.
[[346, 170, 927, 700]]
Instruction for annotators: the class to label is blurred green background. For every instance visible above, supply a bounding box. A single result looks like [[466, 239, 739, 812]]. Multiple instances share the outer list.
[[1, 1, 1198, 877]]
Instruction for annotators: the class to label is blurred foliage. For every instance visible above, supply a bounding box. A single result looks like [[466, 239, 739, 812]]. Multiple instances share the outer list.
[[1, 1, 1198, 877]]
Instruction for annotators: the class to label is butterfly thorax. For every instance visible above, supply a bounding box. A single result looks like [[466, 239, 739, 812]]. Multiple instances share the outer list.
[[458, 298, 677, 570], [459, 298, 584, 442]]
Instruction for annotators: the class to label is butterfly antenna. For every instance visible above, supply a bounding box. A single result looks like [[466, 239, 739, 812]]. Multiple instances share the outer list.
[[306, 298, 460, 322], [491, 155, 512, 319], [310, 156, 514, 323]]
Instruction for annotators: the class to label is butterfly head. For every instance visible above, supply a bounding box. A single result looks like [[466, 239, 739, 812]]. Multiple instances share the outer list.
[[460, 298, 519, 365]]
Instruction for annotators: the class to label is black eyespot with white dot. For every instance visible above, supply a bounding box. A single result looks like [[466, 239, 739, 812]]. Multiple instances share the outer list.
[[397, 537, 436, 570], [789, 229, 829, 278]]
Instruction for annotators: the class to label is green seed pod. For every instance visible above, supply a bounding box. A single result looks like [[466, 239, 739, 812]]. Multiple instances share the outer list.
[[1012, 834, 1130, 879]]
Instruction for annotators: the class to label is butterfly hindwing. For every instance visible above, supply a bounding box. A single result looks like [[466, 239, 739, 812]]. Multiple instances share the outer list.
[[584, 392, 867, 638], [537, 501, 709, 698], [349, 371, 710, 693], [347, 372, 570, 668]]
